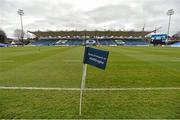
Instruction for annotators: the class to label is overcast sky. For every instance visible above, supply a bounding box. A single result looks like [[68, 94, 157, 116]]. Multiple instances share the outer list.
[[0, 0, 180, 37]]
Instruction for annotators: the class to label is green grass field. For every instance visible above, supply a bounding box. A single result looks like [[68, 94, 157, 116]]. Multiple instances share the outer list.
[[0, 46, 180, 119]]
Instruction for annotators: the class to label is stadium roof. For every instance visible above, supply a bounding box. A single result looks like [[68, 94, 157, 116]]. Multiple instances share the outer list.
[[29, 30, 153, 38]]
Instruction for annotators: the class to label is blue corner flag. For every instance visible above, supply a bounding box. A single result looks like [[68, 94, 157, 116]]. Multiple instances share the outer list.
[[79, 47, 109, 115], [83, 47, 109, 70]]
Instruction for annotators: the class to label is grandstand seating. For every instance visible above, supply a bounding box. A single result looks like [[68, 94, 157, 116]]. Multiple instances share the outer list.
[[29, 30, 152, 46], [0, 43, 8, 47], [122, 39, 149, 45], [32, 39, 58, 46], [31, 38, 149, 46], [115, 40, 125, 45], [98, 39, 117, 46], [55, 40, 68, 46], [86, 40, 96, 45], [30, 30, 152, 38], [66, 40, 83, 46], [170, 42, 180, 47]]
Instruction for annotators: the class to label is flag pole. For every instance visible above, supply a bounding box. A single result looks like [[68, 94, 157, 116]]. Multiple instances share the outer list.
[[79, 63, 87, 116], [79, 30, 87, 116]]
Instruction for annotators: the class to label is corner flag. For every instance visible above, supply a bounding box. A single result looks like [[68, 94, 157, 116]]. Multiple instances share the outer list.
[[83, 47, 109, 70], [79, 47, 109, 115]]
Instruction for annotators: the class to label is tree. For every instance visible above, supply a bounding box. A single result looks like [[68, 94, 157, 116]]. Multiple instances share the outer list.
[[0, 29, 7, 43], [14, 29, 24, 42]]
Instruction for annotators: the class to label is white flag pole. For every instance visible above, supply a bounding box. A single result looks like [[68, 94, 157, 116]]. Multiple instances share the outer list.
[[79, 30, 87, 116], [79, 63, 87, 116]]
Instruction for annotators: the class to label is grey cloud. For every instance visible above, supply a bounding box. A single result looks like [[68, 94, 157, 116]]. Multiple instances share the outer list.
[[0, 0, 180, 37], [86, 4, 137, 24], [85, 0, 179, 32]]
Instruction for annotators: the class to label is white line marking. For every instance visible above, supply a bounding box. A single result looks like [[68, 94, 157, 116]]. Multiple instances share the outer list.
[[0, 86, 180, 91], [0, 87, 80, 91], [86, 87, 180, 91]]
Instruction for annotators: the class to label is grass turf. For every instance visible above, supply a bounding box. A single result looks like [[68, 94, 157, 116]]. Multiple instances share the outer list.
[[0, 46, 180, 119]]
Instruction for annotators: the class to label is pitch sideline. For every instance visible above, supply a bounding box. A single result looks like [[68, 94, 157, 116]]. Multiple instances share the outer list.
[[0, 86, 180, 91]]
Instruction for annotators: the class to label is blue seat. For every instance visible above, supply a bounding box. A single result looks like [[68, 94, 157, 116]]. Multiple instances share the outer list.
[[98, 40, 117, 45], [32, 39, 58, 46]]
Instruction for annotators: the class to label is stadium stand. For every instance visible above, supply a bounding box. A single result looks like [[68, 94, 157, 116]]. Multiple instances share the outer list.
[[0, 43, 8, 47], [32, 38, 58, 46], [86, 40, 96, 45], [66, 39, 83, 46], [170, 42, 180, 47], [115, 40, 125, 45], [55, 40, 68, 46], [98, 39, 117, 46], [122, 38, 149, 45], [29, 30, 152, 46], [29, 31, 151, 38]]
